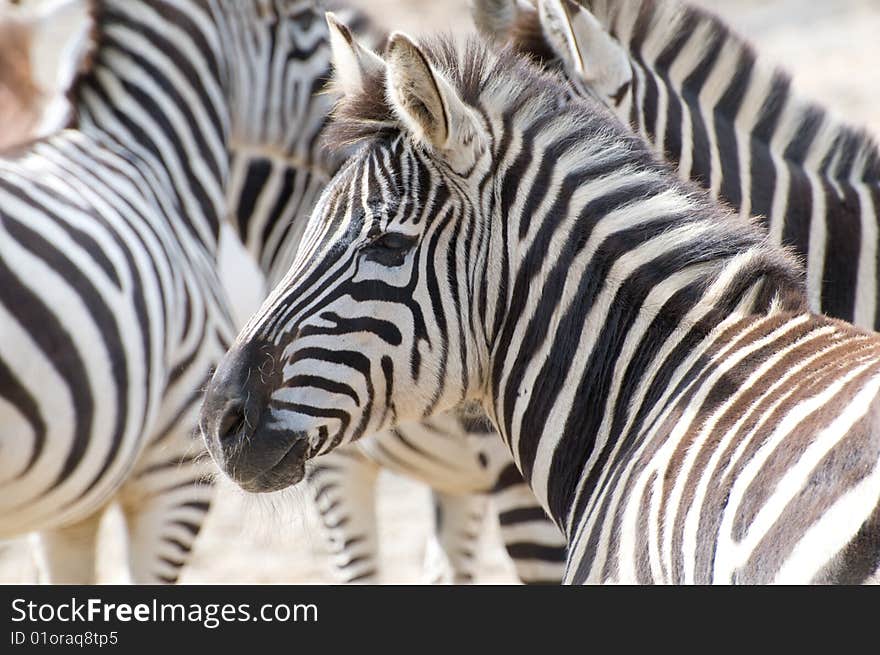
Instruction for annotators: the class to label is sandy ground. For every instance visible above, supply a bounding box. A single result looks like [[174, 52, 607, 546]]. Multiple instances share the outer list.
[[2, 0, 880, 584]]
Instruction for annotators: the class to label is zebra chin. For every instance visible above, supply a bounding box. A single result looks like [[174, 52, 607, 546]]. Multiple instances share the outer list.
[[224, 430, 311, 494], [201, 401, 322, 494], [205, 407, 319, 494]]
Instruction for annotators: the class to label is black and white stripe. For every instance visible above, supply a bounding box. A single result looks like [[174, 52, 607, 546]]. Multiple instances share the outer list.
[[0, 0, 333, 583], [306, 411, 564, 583], [201, 24, 880, 584], [475, 0, 880, 330]]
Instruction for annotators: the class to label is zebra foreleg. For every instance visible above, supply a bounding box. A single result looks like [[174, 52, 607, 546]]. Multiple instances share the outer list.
[[118, 428, 215, 584], [491, 464, 567, 584], [307, 448, 381, 583], [424, 490, 489, 584], [36, 510, 104, 584]]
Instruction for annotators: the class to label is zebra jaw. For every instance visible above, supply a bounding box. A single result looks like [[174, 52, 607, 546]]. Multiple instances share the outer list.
[[231, 435, 310, 494]]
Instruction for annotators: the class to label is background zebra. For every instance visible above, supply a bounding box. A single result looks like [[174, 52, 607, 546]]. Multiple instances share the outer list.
[[472, 0, 880, 330], [0, 0, 354, 584], [224, 2, 566, 584], [200, 18, 880, 584]]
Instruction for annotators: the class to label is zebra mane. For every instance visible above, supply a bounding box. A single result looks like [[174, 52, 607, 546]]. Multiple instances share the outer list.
[[518, 0, 880, 181], [322, 35, 572, 152]]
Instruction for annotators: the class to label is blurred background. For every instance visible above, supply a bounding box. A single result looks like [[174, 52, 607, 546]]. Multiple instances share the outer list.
[[2, 0, 879, 583]]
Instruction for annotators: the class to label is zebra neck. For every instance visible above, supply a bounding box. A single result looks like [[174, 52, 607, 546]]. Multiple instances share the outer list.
[[602, 0, 880, 215], [483, 114, 806, 533], [72, 0, 231, 254]]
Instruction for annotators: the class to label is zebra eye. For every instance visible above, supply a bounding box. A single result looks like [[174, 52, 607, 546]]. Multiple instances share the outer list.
[[362, 232, 417, 267]]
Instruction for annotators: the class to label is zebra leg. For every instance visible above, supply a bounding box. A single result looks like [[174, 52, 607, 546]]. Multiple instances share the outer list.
[[307, 447, 381, 583], [424, 490, 490, 584], [36, 510, 104, 584], [118, 428, 215, 584], [491, 464, 567, 584]]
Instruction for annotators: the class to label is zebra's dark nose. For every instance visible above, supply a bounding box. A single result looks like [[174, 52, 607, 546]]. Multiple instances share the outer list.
[[215, 398, 247, 446], [200, 340, 280, 455], [200, 339, 312, 493]]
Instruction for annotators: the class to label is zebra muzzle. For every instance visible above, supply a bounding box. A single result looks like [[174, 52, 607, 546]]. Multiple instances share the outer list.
[[203, 400, 311, 493], [230, 435, 310, 494], [200, 339, 304, 491]]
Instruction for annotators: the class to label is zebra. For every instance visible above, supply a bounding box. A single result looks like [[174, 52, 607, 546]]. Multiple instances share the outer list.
[[224, 3, 566, 584], [0, 0, 356, 584], [302, 411, 565, 583], [0, 0, 563, 585], [471, 0, 880, 332], [199, 18, 880, 584]]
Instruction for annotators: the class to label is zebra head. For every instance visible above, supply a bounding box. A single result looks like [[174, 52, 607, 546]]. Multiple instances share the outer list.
[[200, 16, 498, 493], [225, 3, 377, 282]]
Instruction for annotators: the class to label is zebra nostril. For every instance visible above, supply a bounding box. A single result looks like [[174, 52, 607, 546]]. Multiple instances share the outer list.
[[217, 399, 247, 444]]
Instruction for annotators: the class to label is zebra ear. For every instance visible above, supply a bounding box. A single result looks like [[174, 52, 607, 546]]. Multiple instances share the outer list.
[[538, 0, 631, 97], [385, 32, 485, 170], [325, 12, 386, 98]]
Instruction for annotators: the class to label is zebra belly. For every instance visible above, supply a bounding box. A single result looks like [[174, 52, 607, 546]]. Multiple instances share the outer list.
[[0, 296, 155, 536]]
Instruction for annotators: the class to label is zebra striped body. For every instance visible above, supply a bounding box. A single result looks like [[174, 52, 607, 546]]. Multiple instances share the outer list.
[[0, 0, 332, 583], [476, 0, 880, 330], [563, 309, 880, 583], [224, 4, 565, 584], [200, 24, 880, 584]]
